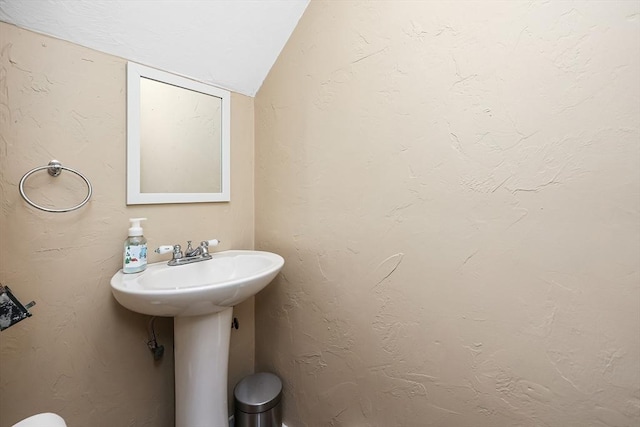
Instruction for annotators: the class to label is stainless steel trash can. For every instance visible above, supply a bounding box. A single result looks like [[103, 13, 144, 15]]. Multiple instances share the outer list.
[[234, 372, 282, 427]]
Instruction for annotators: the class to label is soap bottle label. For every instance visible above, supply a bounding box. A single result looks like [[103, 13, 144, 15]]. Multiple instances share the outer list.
[[124, 244, 147, 273]]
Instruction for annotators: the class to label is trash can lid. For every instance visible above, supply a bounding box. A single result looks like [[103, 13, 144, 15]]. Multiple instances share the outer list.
[[234, 372, 283, 413]]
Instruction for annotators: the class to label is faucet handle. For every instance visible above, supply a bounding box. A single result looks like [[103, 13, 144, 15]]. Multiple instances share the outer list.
[[198, 239, 219, 256], [202, 239, 220, 247], [155, 245, 174, 255], [156, 245, 183, 259]]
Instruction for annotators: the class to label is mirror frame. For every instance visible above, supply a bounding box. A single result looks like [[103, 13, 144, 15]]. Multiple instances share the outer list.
[[126, 62, 231, 204]]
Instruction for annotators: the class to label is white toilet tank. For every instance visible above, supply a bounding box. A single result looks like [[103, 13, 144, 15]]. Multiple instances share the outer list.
[[12, 413, 67, 427]]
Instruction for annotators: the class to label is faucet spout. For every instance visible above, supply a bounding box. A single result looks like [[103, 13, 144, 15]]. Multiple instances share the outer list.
[[184, 241, 202, 257]]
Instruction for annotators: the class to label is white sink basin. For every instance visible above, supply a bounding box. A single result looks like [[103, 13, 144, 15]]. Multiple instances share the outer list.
[[110, 250, 284, 317]]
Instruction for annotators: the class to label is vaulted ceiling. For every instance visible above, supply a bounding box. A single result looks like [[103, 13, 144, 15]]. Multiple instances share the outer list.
[[0, 0, 309, 96]]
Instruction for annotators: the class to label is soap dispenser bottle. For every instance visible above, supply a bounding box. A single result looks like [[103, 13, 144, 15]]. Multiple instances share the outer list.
[[123, 218, 148, 274]]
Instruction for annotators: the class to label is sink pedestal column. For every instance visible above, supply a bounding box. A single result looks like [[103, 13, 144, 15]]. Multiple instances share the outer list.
[[174, 307, 233, 427]]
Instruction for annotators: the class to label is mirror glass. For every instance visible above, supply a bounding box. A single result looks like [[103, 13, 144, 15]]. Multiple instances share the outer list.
[[127, 62, 230, 204]]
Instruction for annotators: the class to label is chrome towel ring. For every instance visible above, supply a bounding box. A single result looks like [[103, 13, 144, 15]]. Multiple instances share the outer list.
[[19, 160, 92, 213]]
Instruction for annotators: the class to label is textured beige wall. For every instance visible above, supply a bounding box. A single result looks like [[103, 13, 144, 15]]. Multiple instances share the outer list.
[[255, 1, 640, 426], [0, 23, 255, 426]]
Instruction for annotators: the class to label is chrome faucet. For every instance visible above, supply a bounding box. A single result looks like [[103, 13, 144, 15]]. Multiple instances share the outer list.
[[155, 239, 220, 266]]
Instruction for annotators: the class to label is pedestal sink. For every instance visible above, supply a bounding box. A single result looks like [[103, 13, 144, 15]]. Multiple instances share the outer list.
[[110, 250, 284, 427]]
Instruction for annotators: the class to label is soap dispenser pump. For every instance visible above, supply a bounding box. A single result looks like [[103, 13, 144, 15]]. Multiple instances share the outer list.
[[123, 218, 148, 274]]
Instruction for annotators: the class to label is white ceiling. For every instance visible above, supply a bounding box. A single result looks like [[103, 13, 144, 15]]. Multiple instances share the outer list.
[[0, 0, 309, 97]]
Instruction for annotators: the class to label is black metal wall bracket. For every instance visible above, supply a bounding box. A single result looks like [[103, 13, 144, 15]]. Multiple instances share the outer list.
[[0, 284, 36, 331]]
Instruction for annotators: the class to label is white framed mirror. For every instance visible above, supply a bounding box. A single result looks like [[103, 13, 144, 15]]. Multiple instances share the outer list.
[[127, 62, 230, 204]]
